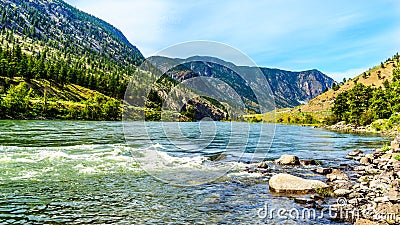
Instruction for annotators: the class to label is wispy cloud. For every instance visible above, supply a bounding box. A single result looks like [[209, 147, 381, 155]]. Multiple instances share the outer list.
[[66, 0, 400, 79]]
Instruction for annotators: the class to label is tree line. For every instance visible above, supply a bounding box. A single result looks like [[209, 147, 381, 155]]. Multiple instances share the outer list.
[[331, 67, 400, 126]]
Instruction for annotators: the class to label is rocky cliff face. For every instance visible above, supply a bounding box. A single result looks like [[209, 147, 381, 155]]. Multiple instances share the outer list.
[[261, 68, 334, 107]]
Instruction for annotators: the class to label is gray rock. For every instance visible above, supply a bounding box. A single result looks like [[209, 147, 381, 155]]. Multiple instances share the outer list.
[[257, 161, 268, 169], [326, 169, 349, 181], [374, 196, 389, 203], [391, 138, 400, 152], [365, 153, 375, 161], [359, 157, 371, 165], [294, 197, 315, 204], [300, 160, 317, 166], [334, 189, 351, 197], [354, 166, 366, 171], [347, 149, 363, 157], [269, 173, 328, 194], [275, 155, 300, 165], [388, 190, 399, 202], [315, 167, 332, 175]]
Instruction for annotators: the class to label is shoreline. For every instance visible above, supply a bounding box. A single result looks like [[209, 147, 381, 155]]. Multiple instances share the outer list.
[[322, 122, 399, 138], [250, 136, 400, 224]]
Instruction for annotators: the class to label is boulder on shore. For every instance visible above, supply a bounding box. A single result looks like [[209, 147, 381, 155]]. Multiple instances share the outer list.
[[275, 155, 300, 165], [391, 137, 400, 152], [326, 169, 349, 181], [346, 149, 363, 159], [269, 173, 328, 194]]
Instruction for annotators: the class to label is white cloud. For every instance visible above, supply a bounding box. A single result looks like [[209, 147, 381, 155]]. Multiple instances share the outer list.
[[65, 0, 400, 76]]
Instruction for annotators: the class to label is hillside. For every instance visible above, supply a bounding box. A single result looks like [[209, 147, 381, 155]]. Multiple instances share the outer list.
[[0, 0, 144, 66], [0, 0, 146, 120], [300, 57, 398, 113]]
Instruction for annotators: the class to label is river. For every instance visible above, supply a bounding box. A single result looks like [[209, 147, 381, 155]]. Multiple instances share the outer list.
[[0, 120, 390, 224]]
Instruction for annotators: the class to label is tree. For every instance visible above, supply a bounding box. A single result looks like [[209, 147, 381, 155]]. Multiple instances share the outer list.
[[370, 87, 391, 119], [393, 68, 400, 82], [332, 92, 349, 121], [1, 82, 32, 116]]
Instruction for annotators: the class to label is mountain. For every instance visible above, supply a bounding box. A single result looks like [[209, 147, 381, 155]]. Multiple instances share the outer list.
[[0, 0, 144, 66], [146, 56, 334, 110], [260, 68, 334, 107]]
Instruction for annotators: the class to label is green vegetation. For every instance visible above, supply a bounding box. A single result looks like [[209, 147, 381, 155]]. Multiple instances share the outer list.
[[381, 144, 391, 153], [0, 38, 124, 120], [315, 186, 333, 197], [244, 108, 323, 125], [331, 66, 400, 126], [395, 155, 400, 161], [0, 0, 147, 121]]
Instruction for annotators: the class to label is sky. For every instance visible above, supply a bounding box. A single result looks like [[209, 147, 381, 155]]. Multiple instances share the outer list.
[[65, 0, 400, 81]]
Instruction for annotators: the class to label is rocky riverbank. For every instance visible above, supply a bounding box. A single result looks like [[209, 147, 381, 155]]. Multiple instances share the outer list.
[[326, 121, 399, 137], [333, 136, 400, 224], [247, 136, 400, 224]]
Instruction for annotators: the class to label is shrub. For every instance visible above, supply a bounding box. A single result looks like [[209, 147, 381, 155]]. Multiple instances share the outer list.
[[381, 144, 390, 153]]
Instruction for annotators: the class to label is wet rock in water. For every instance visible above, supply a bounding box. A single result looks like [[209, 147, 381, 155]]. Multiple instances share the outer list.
[[326, 169, 349, 181], [269, 173, 328, 194], [257, 161, 268, 169], [300, 160, 317, 166], [346, 149, 363, 159], [315, 167, 332, 175], [338, 163, 353, 170], [354, 219, 378, 225], [310, 194, 324, 200], [208, 153, 227, 162], [275, 155, 300, 165], [333, 189, 351, 197], [294, 197, 315, 204]]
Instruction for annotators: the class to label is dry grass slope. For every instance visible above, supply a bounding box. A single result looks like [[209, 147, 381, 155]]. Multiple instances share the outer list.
[[300, 58, 399, 113]]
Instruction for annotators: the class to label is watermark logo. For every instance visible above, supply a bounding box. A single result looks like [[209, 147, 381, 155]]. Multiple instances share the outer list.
[[122, 41, 276, 186], [257, 198, 360, 222]]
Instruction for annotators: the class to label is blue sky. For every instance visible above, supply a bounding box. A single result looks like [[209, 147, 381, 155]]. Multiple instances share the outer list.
[[65, 0, 400, 81]]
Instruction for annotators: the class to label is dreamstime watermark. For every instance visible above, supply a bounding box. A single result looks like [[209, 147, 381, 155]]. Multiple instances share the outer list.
[[257, 198, 360, 222], [122, 41, 276, 186]]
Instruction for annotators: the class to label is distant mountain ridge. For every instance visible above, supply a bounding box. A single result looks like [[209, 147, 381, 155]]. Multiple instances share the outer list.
[[149, 56, 334, 109]]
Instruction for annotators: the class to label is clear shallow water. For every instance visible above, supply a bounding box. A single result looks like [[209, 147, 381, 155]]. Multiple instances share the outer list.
[[0, 120, 390, 224]]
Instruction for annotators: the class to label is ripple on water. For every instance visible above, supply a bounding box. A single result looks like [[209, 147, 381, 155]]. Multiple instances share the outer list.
[[0, 121, 390, 224]]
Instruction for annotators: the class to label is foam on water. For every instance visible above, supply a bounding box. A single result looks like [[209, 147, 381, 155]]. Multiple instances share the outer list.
[[1, 143, 251, 183]]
